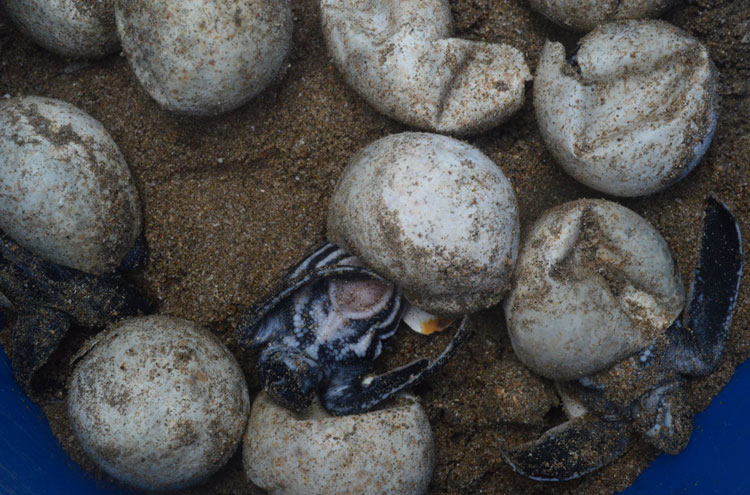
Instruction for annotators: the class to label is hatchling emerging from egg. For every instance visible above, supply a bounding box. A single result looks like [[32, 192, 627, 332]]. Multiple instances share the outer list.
[[502, 198, 743, 480], [237, 243, 470, 416]]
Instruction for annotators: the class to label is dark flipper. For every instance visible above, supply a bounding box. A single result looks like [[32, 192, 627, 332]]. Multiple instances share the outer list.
[[237, 264, 392, 349], [502, 416, 633, 481], [258, 345, 324, 412], [322, 359, 430, 416], [10, 309, 71, 392], [0, 229, 151, 327], [0, 229, 151, 394], [667, 197, 743, 376], [323, 315, 471, 416], [118, 234, 149, 272]]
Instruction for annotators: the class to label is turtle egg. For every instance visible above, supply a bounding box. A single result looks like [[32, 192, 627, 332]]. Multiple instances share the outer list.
[[0, 96, 141, 275], [2, 0, 119, 58], [67, 315, 250, 491], [244, 392, 434, 495], [503, 199, 685, 381], [321, 0, 530, 135], [534, 20, 719, 197], [528, 0, 675, 32], [114, 0, 292, 116], [327, 132, 520, 316]]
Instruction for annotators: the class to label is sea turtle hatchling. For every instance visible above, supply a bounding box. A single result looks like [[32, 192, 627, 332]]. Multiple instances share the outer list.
[[0, 230, 151, 394], [502, 197, 743, 480], [236, 242, 470, 416]]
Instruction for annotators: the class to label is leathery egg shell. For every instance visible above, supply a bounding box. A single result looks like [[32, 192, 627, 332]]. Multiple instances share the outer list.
[[2, 0, 119, 59], [504, 199, 685, 381], [0, 96, 141, 275], [321, 0, 530, 135], [114, 0, 292, 116], [67, 315, 250, 491], [528, 0, 675, 32], [327, 132, 520, 316], [244, 392, 434, 495], [534, 20, 719, 197]]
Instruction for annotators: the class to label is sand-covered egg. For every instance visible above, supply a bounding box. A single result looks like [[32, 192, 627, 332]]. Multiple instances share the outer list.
[[114, 0, 292, 116], [2, 0, 119, 58], [327, 132, 520, 316], [67, 315, 250, 491], [244, 392, 434, 495], [504, 199, 685, 381], [528, 0, 675, 32], [534, 20, 719, 197], [321, 0, 530, 135], [0, 96, 141, 275]]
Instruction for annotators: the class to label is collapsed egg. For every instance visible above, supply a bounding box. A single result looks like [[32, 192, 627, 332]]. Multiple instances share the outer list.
[[534, 20, 718, 197], [503, 199, 685, 381], [67, 315, 250, 491], [244, 392, 434, 495], [321, 0, 530, 135], [0, 96, 141, 275], [528, 0, 675, 32], [2, 0, 119, 58], [327, 132, 520, 316], [114, 0, 292, 116]]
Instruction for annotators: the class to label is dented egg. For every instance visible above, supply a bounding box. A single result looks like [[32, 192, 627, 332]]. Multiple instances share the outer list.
[[534, 20, 719, 197], [321, 0, 530, 135], [503, 199, 685, 381], [528, 0, 675, 32]]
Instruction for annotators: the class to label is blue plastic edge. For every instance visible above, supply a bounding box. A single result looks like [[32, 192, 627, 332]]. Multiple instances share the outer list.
[[0, 347, 131, 495], [621, 358, 750, 495], [1, 344, 748, 494]]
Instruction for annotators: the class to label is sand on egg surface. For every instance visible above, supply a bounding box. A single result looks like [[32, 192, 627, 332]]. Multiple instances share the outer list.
[[1, 0, 748, 494]]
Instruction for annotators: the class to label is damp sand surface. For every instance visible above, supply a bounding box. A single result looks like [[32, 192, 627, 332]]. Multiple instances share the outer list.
[[1, 0, 749, 494]]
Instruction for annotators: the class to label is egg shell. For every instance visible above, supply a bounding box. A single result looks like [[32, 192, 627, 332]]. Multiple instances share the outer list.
[[504, 199, 685, 381], [244, 392, 434, 495], [534, 20, 719, 197], [327, 132, 520, 316], [2, 0, 118, 58], [67, 315, 250, 491], [321, 0, 530, 135], [0, 96, 141, 275], [114, 0, 292, 116], [528, 0, 675, 32]]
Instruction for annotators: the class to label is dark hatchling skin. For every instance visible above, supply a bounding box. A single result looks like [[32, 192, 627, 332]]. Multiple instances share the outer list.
[[502, 197, 743, 481], [0, 230, 152, 394], [236, 242, 470, 416]]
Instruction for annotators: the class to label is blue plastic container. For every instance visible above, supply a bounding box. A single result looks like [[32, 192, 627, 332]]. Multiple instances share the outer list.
[[1, 344, 748, 495], [621, 358, 750, 495], [0, 348, 130, 495]]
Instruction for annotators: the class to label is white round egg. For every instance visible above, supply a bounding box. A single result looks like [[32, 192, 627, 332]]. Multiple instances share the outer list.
[[504, 199, 685, 381], [244, 392, 434, 495], [2, 0, 119, 58], [0, 96, 141, 275], [534, 20, 718, 197], [327, 132, 520, 316], [528, 0, 675, 32], [114, 0, 292, 116], [321, 0, 530, 135], [67, 315, 250, 491]]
